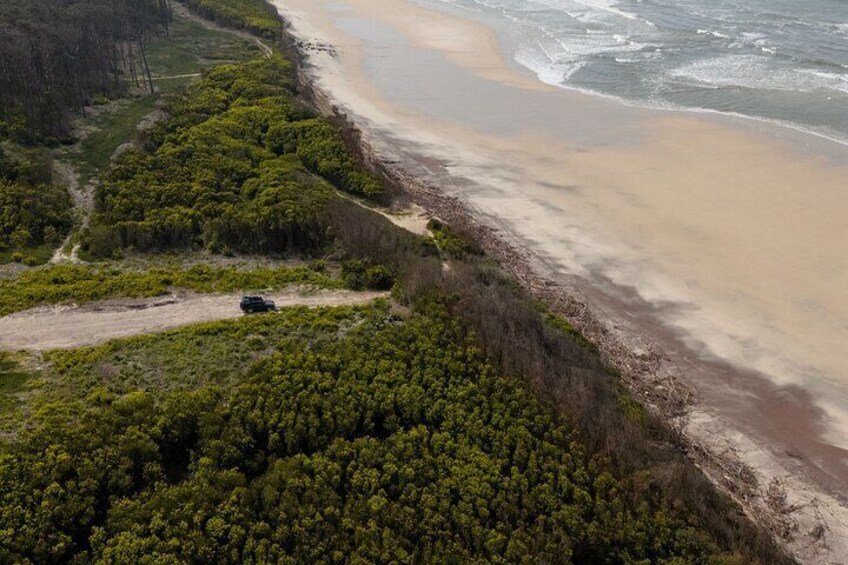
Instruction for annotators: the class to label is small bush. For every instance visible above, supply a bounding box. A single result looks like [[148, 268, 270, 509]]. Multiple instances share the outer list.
[[364, 265, 394, 290], [427, 218, 480, 259], [342, 259, 394, 290], [341, 259, 368, 290]]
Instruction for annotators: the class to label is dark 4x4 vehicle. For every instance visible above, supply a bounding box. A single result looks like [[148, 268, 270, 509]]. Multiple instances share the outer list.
[[240, 296, 276, 314]]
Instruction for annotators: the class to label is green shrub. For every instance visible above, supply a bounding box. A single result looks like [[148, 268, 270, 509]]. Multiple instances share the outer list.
[[341, 259, 367, 289], [0, 157, 73, 262], [1, 146, 53, 185], [0, 352, 31, 429], [341, 259, 394, 290], [364, 264, 394, 290], [0, 146, 7, 179], [427, 218, 480, 259]]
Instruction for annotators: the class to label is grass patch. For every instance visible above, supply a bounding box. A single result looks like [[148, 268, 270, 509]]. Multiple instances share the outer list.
[[146, 11, 263, 78], [0, 262, 343, 316], [532, 298, 598, 352], [427, 218, 481, 259], [70, 95, 160, 186], [618, 385, 649, 425], [61, 9, 263, 187]]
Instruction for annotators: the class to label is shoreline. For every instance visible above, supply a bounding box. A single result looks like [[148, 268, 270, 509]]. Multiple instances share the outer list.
[[272, 0, 848, 561], [425, 0, 848, 153]]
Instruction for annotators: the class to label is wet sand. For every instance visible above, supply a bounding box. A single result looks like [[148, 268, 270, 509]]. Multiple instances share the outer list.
[[272, 0, 848, 559]]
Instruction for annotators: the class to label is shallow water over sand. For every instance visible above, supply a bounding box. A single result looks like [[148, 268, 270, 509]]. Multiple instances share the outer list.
[[272, 0, 848, 540], [418, 0, 848, 145]]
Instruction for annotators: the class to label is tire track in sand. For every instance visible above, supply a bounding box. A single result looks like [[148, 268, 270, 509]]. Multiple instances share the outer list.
[[0, 289, 388, 351]]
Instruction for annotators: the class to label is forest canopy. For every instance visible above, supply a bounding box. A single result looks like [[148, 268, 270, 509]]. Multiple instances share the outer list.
[[0, 302, 733, 564], [0, 0, 172, 140], [84, 56, 382, 257], [0, 148, 73, 261]]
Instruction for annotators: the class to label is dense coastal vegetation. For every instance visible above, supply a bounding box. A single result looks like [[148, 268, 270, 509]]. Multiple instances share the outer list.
[[1, 301, 740, 564], [0, 147, 73, 264], [84, 55, 380, 258], [0, 0, 791, 563], [180, 0, 282, 39]]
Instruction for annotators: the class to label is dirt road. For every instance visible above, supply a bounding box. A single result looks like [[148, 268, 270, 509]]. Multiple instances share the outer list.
[[0, 289, 387, 351]]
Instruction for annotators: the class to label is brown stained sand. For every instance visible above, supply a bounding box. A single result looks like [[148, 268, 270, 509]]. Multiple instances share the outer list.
[[464, 121, 848, 407], [272, 0, 848, 560], [561, 119, 848, 386], [0, 289, 387, 351]]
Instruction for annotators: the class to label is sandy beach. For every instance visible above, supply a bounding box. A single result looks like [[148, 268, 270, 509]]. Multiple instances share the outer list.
[[271, 0, 848, 559]]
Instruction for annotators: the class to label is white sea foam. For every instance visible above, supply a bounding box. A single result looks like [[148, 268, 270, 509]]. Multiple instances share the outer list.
[[569, 0, 637, 20], [670, 55, 848, 95], [514, 42, 587, 85], [696, 29, 729, 39], [429, 0, 848, 145], [796, 69, 848, 94], [550, 33, 647, 57], [512, 55, 848, 147]]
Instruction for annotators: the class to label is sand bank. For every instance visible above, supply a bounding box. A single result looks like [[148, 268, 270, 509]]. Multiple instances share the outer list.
[[271, 0, 848, 559]]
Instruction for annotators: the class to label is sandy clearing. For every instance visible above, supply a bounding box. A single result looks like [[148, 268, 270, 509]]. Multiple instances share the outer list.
[[50, 161, 90, 265], [0, 289, 388, 351], [337, 191, 431, 236]]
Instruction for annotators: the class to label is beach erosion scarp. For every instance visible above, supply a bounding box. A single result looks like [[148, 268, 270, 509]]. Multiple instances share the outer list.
[[270, 0, 848, 561]]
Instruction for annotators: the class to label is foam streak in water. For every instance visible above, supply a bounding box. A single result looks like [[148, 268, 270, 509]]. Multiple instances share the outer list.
[[423, 0, 848, 144]]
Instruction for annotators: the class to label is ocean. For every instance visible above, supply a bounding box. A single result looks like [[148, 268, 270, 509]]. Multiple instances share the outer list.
[[421, 0, 848, 144]]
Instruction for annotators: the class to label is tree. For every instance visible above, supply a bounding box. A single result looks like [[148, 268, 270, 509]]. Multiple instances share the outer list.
[[0, 0, 172, 140]]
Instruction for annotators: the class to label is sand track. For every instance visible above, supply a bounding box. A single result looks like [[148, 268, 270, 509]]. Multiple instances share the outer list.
[[0, 289, 387, 351]]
